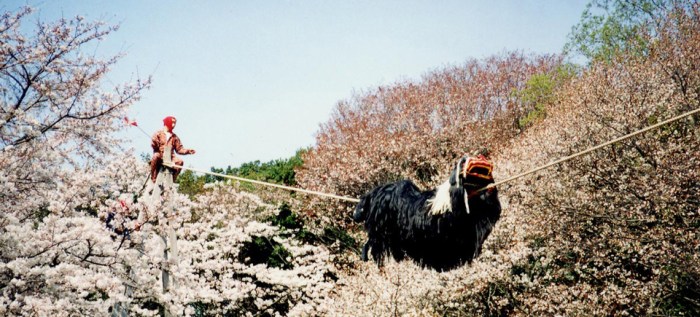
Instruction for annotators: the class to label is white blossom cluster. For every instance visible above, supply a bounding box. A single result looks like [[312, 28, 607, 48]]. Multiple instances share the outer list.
[[1, 154, 338, 316], [1, 8, 338, 316]]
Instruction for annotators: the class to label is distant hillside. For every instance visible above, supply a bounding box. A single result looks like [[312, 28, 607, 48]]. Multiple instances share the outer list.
[[297, 1, 700, 315]]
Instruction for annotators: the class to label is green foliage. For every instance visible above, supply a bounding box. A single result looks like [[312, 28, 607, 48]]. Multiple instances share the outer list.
[[176, 170, 206, 198], [510, 255, 547, 283], [140, 300, 165, 316], [175, 149, 306, 198], [227, 148, 307, 186], [85, 290, 108, 302], [238, 236, 293, 269], [517, 74, 553, 129], [190, 148, 308, 191], [657, 263, 700, 316], [32, 205, 51, 229], [188, 302, 218, 317], [204, 167, 226, 183], [517, 64, 579, 129], [212, 220, 225, 230], [564, 0, 677, 63], [269, 202, 303, 230], [319, 226, 358, 253], [266, 203, 360, 256]]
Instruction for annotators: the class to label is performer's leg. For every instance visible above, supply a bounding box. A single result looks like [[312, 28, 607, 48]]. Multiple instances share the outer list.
[[172, 156, 184, 181], [150, 153, 163, 182]]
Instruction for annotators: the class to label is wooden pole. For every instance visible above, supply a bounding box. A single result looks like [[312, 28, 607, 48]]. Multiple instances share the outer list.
[[157, 143, 176, 317]]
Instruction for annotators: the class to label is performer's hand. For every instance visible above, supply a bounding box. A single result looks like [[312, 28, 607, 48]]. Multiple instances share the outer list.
[[189, 149, 196, 155]]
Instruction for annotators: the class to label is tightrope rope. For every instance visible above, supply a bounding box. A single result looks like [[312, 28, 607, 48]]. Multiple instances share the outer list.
[[160, 107, 698, 203], [484, 106, 700, 190], [162, 163, 361, 203]]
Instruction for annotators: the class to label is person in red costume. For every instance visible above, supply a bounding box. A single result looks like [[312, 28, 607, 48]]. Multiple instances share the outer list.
[[150, 116, 195, 182]]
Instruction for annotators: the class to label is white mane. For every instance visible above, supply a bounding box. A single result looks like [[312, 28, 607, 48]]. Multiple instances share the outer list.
[[428, 158, 471, 216], [428, 180, 452, 215]]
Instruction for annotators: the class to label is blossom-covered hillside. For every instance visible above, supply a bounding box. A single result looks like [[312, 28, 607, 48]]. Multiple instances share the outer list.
[[299, 2, 700, 315]]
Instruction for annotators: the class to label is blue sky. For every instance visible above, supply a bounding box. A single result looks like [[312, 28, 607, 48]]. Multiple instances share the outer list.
[[5, 1, 588, 169]]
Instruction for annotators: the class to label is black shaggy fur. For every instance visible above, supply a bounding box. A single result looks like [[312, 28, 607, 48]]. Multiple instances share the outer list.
[[353, 157, 502, 272]]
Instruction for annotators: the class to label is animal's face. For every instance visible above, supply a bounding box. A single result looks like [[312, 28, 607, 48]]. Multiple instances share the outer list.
[[453, 155, 494, 190]]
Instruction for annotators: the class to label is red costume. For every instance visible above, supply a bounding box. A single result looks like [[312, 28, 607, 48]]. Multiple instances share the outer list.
[[150, 116, 195, 182]]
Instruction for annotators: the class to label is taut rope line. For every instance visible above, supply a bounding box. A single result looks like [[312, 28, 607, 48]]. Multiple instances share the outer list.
[[485, 106, 700, 190], [162, 163, 361, 203], [160, 107, 698, 203]]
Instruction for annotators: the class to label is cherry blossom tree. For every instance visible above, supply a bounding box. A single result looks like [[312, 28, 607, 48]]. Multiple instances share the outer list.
[[0, 7, 153, 315], [1, 8, 336, 316], [0, 6, 150, 217], [311, 3, 699, 316], [500, 3, 700, 314]]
